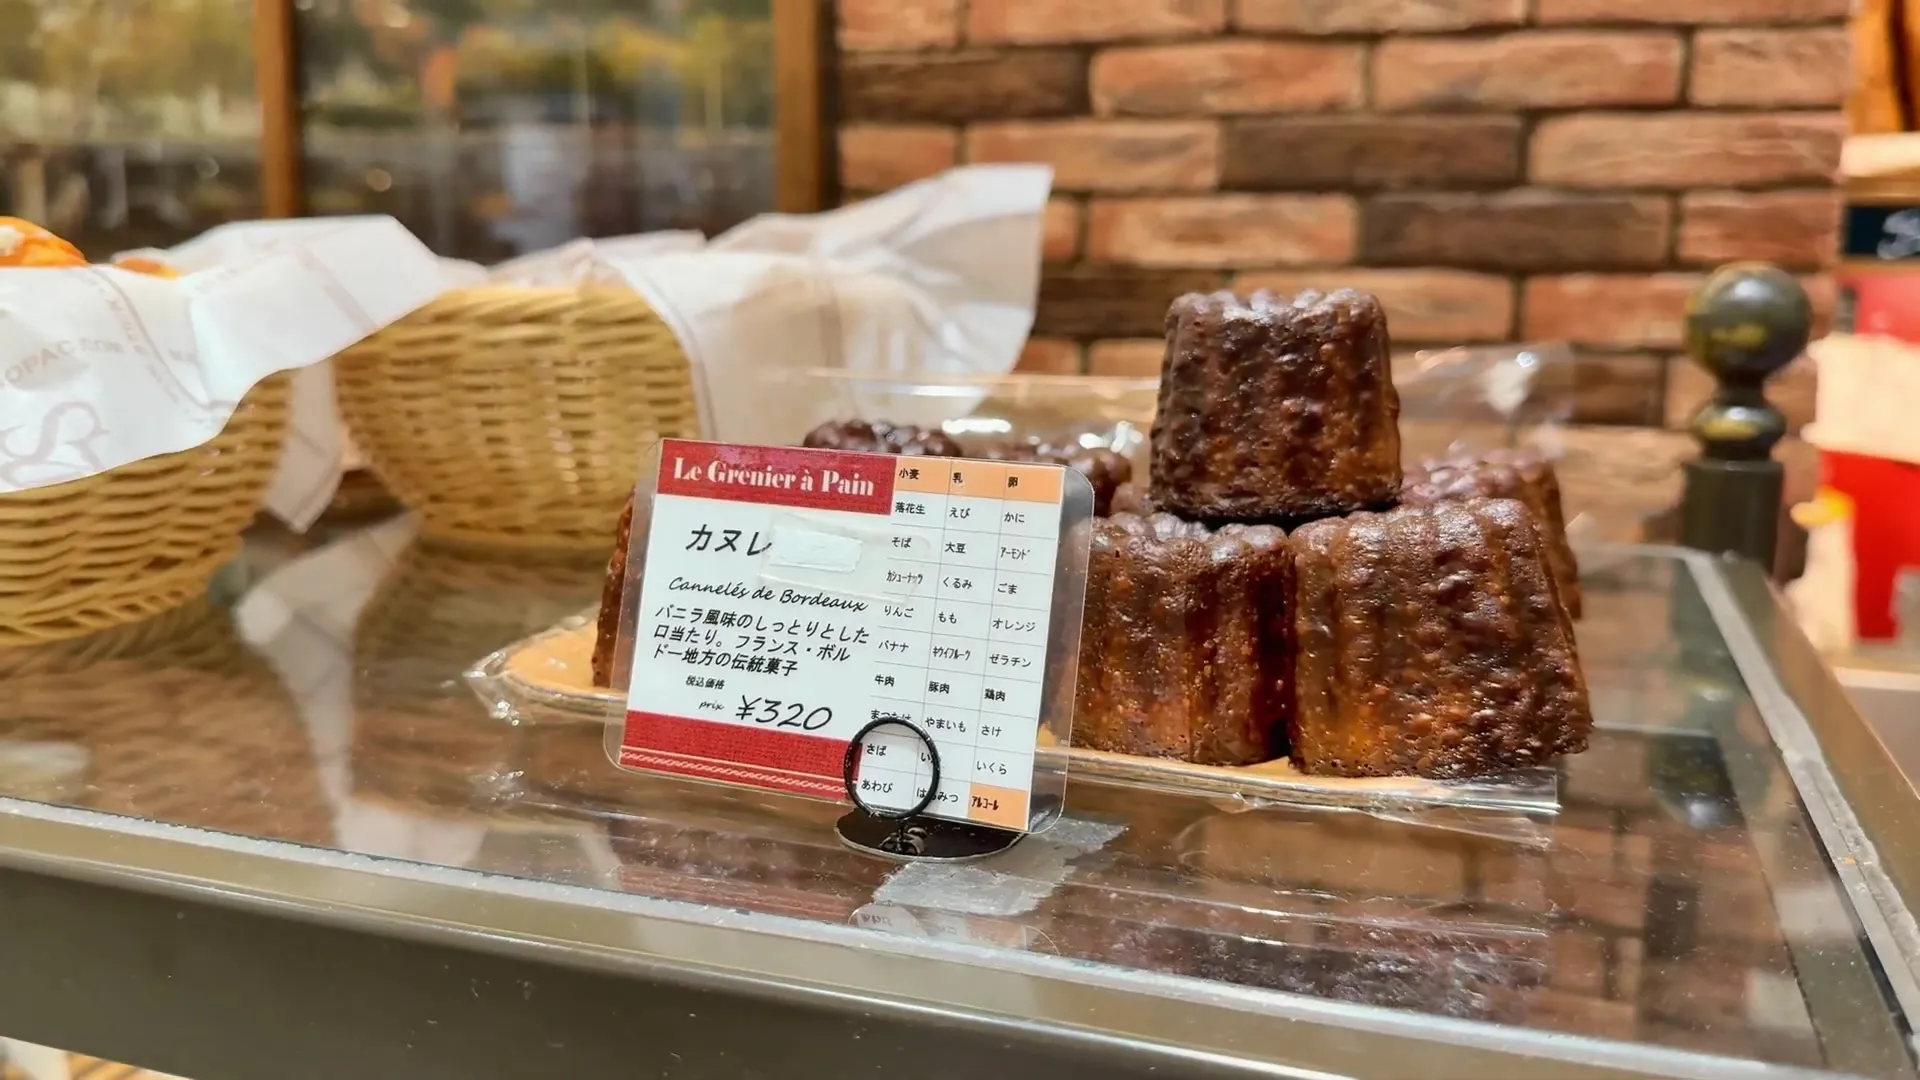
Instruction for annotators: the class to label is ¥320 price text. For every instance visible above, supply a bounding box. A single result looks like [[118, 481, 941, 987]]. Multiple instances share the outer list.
[[735, 697, 833, 732]]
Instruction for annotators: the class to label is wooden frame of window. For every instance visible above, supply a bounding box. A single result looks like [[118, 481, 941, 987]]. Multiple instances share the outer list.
[[249, 0, 829, 220]]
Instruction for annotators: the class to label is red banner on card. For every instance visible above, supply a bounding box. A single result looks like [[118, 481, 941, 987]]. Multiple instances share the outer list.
[[654, 439, 896, 515], [622, 710, 850, 798]]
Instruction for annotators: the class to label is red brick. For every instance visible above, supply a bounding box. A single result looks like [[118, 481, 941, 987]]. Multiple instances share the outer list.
[[967, 120, 1219, 192], [1559, 726, 1651, 803], [1552, 927, 1610, 996], [1044, 198, 1081, 263], [1676, 191, 1839, 270], [1088, 339, 1167, 376], [1088, 195, 1358, 267], [1017, 337, 1083, 373], [1375, 32, 1682, 110], [1613, 936, 1645, 1000], [841, 51, 1088, 123], [1235, 269, 1513, 343], [1524, 274, 1706, 349], [1536, 0, 1847, 23], [1805, 273, 1837, 336], [1527, 989, 1639, 1041], [1235, 817, 1474, 898], [1363, 192, 1671, 272], [1223, 116, 1521, 190], [1236, 0, 1524, 33], [838, 125, 957, 192], [1531, 113, 1843, 189], [837, 0, 959, 50], [1569, 353, 1669, 425], [969, 0, 1226, 43], [1691, 29, 1850, 108], [1036, 266, 1229, 336], [1092, 41, 1364, 116]]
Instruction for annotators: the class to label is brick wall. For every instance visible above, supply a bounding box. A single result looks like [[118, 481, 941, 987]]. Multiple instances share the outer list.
[[835, 0, 1849, 431]]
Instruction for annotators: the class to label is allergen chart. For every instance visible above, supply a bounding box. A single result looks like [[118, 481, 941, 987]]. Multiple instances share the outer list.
[[618, 439, 1070, 832]]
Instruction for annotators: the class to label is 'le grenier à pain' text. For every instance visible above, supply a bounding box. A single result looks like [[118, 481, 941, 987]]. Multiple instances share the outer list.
[[671, 455, 877, 497]]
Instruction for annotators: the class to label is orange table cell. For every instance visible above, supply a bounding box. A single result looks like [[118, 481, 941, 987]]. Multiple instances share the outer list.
[[966, 784, 1029, 830], [946, 460, 1008, 500], [892, 457, 950, 494], [1000, 463, 1064, 504]]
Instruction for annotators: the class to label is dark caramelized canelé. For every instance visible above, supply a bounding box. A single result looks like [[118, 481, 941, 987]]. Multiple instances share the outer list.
[[1075, 512, 1292, 766], [1401, 448, 1582, 619], [1150, 289, 1401, 522], [1107, 481, 1155, 517], [1287, 498, 1591, 780], [592, 493, 636, 688], [800, 419, 962, 457]]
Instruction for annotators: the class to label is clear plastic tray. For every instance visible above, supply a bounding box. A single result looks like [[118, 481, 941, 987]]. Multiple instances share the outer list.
[[469, 616, 1560, 824]]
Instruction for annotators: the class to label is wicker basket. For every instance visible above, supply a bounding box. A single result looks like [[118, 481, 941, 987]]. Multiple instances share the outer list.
[[0, 375, 292, 647], [333, 286, 701, 551]]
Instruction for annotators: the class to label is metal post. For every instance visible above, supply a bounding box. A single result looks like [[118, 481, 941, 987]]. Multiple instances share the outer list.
[[1677, 263, 1814, 571]]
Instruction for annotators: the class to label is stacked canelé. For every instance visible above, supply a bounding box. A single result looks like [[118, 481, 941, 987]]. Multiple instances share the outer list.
[[591, 296, 1590, 781], [1078, 289, 1590, 779]]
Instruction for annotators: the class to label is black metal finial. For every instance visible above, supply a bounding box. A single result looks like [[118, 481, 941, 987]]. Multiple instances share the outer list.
[[1682, 263, 1812, 461], [1677, 264, 1812, 570]]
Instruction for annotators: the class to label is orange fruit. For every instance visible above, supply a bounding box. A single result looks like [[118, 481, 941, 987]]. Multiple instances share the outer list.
[[0, 217, 85, 268]]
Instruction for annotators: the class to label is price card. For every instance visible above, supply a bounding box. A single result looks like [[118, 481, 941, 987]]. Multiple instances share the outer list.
[[610, 439, 1092, 834]]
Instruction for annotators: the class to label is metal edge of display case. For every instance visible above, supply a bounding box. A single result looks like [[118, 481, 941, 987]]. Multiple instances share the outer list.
[[1687, 551, 1920, 1062], [0, 797, 1852, 1080]]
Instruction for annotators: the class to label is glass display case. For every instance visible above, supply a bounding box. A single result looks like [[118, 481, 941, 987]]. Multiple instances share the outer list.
[[0, 0, 264, 255], [0, 513, 1914, 1079], [293, 0, 787, 258], [0, 0, 824, 259]]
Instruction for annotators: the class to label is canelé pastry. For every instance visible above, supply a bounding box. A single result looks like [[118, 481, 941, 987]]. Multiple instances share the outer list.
[[801, 419, 963, 457], [591, 494, 637, 688], [1108, 481, 1156, 516], [1287, 498, 1591, 780], [1151, 289, 1401, 521], [980, 438, 1133, 516], [1401, 449, 1582, 619], [1076, 512, 1292, 766]]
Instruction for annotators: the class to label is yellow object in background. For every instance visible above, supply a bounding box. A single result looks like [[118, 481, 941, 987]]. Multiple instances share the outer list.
[[110, 255, 181, 278], [0, 217, 85, 268], [1789, 487, 1860, 654]]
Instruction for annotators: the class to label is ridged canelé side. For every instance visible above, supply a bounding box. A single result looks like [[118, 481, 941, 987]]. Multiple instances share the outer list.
[[1074, 512, 1292, 766], [1287, 497, 1590, 779], [591, 493, 636, 688], [1401, 449, 1582, 619]]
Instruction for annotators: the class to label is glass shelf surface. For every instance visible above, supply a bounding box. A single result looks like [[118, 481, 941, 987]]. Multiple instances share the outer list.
[[0, 517, 1909, 1077]]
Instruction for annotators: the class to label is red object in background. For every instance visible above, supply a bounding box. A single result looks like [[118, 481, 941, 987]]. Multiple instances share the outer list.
[[1846, 272, 1920, 342], [1822, 449, 1920, 639]]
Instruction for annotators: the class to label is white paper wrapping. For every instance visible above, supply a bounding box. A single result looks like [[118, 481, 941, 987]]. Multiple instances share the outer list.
[[66, 166, 1048, 531], [1805, 333, 1920, 465], [0, 216, 446, 531], [483, 230, 707, 286], [113, 217, 459, 527], [612, 164, 1054, 443]]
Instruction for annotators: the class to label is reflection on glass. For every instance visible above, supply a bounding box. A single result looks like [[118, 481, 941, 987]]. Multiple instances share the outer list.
[[295, 0, 774, 259], [0, 0, 263, 256]]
